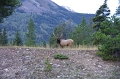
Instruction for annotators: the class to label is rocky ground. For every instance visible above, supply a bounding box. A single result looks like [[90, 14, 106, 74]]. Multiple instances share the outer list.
[[0, 47, 120, 79]]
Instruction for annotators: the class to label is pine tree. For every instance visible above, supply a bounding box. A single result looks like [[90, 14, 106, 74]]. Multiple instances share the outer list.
[[13, 30, 23, 46], [70, 16, 93, 46], [92, 0, 120, 60], [0, 0, 21, 22], [92, 0, 110, 31], [2, 27, 8, 46], [0, 28, 2, 45], [115, 5, 120, 14], [25, 18, 36, 46], [43, 41, 47, 48], [115, 5, 120, 16], [49, 34, 57, 48], [93, 17, 120, 60], [92, 0, 111, 45], [49, 27, 60, 48]]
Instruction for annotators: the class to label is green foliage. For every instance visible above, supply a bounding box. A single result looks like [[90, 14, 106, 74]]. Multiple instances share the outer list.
[[0, 12, 34, 44], [70, 16, 94, 46], [2, 27, 8, 46], [92, 0, 120, 61], [0, 28, 2, 45], [54, 54, 69, 60], [25, 18, 36, 46], [115, 5, 120, 15], [0, 27, 8, 46], [49, 35, 58, 48], [0, 8, 94, 44], [44, 58, 52, 72], [9, 40, 14, 46], [13, 30, 23, 46], [93, 17, 120, 61], [96, 51, 115, 61], [49, 29, 59, 48], [0, 0, 21, 22], [92, 0, 110, 31], [43, 41, 47, 47]]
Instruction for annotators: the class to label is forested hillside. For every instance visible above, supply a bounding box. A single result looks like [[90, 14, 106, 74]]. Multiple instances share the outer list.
[[0, 0, 94, 44]]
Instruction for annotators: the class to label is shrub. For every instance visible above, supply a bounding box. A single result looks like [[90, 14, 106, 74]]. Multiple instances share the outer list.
[[54, 54, 69, 60], [44, 58, 52, 72], [93, 18, 120, 61]]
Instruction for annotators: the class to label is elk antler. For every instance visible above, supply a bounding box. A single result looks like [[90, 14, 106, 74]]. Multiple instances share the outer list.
[[53, 32, 57, 38], [53, 32, 63, 38], [60, 33, 63, 38]]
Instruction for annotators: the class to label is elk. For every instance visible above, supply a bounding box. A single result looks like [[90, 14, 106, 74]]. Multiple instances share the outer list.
[[53, 33, 74, 48]]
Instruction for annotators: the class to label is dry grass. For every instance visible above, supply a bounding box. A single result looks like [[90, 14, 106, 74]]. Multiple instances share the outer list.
[[0, 45, 98, 50]]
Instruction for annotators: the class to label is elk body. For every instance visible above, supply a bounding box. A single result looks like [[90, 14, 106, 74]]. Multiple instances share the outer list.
[[53, 33, 74, 48]]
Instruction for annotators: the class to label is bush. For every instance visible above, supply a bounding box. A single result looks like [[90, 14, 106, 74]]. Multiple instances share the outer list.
[[92, 18, 120, 61], [44, 58, 52, 72], [54, 54, 69, 60]]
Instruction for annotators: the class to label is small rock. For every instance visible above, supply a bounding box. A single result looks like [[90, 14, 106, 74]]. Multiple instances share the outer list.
[[19, 48, 22, 49], [57, 75, 60, 78], [26, 49, 29, 51], [17, 51, 19, 53], [83, 68, 86, 71], [50, 63, 53, 65], [4, 68, 9, 72], [98, 65, 102, 68]]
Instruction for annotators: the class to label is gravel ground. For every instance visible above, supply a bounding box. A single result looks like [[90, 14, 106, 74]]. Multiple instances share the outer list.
[[0, 47, 120, 79]]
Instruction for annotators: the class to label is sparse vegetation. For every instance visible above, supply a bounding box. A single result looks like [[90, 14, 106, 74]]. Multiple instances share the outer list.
[[0, 47, 120, 79], [54, 54, 69, 60], [44, 58, 52, 72]]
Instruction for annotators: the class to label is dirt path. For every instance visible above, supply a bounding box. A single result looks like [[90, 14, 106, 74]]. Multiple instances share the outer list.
[[0, 47, 120, 79]]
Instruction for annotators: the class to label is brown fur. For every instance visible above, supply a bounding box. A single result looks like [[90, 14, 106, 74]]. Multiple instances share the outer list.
[[59, 39, 74, 48], [53, 33, 74, 48]]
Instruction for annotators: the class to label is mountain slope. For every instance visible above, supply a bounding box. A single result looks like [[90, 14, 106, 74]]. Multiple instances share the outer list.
[[0, 0, 95, 44], [18, 0, 59, 14]]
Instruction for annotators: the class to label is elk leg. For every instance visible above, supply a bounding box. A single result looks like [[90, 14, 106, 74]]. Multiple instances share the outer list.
[[60, 45, 64, 48]]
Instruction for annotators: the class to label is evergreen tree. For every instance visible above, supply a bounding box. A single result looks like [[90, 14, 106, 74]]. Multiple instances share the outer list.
[[89, 18, 94, 27], [49, 27, 61, 48], [2, 27, 8, 46], [115, 5, 120, 15], [0, 28, 2, 45], [49, 34, 57, 48], [92, 0, 120, 60], [0, 0, 21, 22], [92, 0, 110, 31], [25, 18, 36, 46], [43, 41, 47, 48], [115, 4, 120, 18], [93, 17, 120, 60], [13, 30, 23, 46], [92, 0, 111, 45], [70, 16, 94, 46], [9, 40, 14, 46]]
